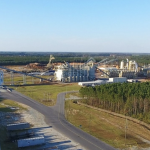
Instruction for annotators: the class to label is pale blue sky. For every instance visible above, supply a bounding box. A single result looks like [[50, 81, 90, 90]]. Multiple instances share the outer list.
[[0, 0, 150, 53]]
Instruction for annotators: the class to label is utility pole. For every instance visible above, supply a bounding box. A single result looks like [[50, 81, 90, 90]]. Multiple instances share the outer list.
[[10, 72, 14, 85], [23, 74, 26, 85], [125, 116, 128, 146], [88, 113, 91, 133]]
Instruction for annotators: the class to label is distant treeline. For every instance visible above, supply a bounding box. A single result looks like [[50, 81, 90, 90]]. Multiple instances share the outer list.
[[0, 52, 150, 66], [0, 54, 110, 65], [130, 55, 150, 66], [0, 55, 103, 65], [79, 82, 150, 124], [0, 52, 121, 57]]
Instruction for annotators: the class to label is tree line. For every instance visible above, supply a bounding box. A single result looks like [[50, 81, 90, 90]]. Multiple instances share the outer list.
[[0, 55, 105, 65], [130, 55, 150, 66], [79, 82, 150, 124], [1, 53, 150, 66]]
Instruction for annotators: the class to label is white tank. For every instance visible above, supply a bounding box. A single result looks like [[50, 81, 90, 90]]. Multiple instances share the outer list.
[[120, 61, 124, 69], [126, 59, 129, 69], [135, 61, 138, 72], [128, 61, 131, 70]]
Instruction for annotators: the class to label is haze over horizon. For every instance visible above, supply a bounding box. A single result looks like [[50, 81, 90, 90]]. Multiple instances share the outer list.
[[0, 0, 150, 53]]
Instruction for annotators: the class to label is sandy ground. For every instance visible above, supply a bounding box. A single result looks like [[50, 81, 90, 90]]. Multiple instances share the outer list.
[[21, 105, 85, 150]]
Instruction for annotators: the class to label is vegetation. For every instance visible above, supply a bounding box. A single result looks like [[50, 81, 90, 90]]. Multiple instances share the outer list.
[[130, 55, 150, 66], [14, 83, 80, 106], [65, 100, 150, 149], [0, 52, 110, 65], [0, 52, 150, 66], [0, 99, 26, 112], [0, 52, 129, 65], [3, 74, 51, 85], [79, 82, 150, 124]]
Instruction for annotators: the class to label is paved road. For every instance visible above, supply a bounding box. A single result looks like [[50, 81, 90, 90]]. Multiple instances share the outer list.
[[0, 89, 116, 150]]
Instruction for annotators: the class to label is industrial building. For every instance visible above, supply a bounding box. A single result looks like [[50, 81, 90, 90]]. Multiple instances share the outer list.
[[98, 59, 139, 78], [1, 55, 150, 85], [78, 80, 106, 86], [109, 77, 127, 83], [55, 58, 96, 82], [54, 58, 116, 82], [54, 57, 143, 82], [78, 77, 127, 86]]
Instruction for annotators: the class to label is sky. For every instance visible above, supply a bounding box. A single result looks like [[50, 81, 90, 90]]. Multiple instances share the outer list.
[[0, 0, 150, 53]]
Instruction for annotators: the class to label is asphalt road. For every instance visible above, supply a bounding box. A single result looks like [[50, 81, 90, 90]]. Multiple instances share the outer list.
[[0, 89, 116, 150]]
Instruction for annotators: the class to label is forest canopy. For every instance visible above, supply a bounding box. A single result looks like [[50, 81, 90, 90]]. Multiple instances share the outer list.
[[79, 82, 150, 124]]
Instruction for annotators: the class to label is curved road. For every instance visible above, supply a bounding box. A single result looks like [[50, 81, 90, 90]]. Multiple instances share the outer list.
[[0, 89, 116, 150]]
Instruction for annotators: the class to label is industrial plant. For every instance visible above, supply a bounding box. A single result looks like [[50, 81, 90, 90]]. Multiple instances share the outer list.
[[1, 55, 150, 85], [54, 57, 150, 83]]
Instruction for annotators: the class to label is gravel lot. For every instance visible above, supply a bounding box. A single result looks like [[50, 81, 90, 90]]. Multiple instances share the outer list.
[[0, 102, 85, 150]]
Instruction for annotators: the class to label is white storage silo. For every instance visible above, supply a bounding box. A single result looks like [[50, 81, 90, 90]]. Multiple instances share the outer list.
[[120, 61, 124, 69]]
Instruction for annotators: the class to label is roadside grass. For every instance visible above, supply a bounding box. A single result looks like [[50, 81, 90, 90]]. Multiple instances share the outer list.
[[65, 100, 150, 149], [0, 99, 26, 112], [4, 74, 52, 85], [0, 99, 26, 150], [14, 83, 80, 106], [4, 75, 33, 85]]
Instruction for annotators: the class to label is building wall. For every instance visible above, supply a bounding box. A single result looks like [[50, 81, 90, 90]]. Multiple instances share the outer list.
[[55, 65, 96, 82]]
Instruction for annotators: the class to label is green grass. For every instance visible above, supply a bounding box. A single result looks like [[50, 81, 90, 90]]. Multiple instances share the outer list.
[[14, 83, 80, 106], [0, 99, 26, 112], [4, 74, 52, 85], [65, 100, 150, 149]]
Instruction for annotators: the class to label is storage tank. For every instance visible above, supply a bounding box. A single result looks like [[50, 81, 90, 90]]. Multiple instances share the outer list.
[[126, 59, 129, 69], [129, 61, 133, 70], [120, 61, 124, 69]]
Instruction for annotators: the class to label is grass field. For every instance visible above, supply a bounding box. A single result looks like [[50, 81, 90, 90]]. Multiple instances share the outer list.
[[0, 99, 26, 150], [0, 99, 26, 112], [4, 74, 52, 85], [65, 99, 150, 149], [14, 83, 80, 106]]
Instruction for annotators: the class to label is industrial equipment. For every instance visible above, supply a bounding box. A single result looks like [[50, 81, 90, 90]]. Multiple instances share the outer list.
[[46, 55, 55, 69]]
